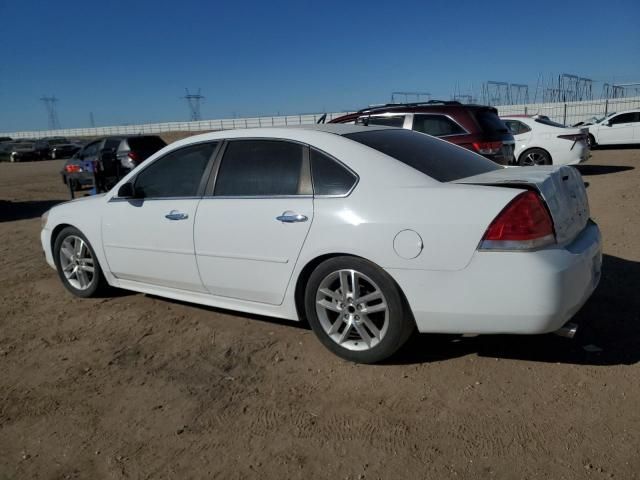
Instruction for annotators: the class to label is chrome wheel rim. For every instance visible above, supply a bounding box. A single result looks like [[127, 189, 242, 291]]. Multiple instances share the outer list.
[[59, 235, 95, 290], [315, 269, 389, 351], [523, 151, 547, 166]]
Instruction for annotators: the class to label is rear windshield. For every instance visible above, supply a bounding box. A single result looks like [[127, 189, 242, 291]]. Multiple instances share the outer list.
[[344, 129, 501, 182], [127, 136, 167, 153], [474, 109, 510, 134], [534, 117, 566, 128]]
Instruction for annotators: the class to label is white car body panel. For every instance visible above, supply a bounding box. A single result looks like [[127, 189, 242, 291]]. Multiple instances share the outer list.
[[586, 109, 640, 145], [194, 197, 314, 304], [501, 116, 590, 166], [41, 126, 602, 335]]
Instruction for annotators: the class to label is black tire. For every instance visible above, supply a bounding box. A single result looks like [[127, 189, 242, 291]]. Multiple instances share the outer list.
[[518, 147, 551, 166], [588, 134, 596, 148], [53, 226, 109, 298], [304, 256, 414, 363], [62, 174, 67, 185]]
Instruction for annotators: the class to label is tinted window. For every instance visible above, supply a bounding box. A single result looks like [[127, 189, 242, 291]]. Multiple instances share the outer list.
[[127, 136, 167, 159], [134, 142, 216, 198], [474, 109, 510, 133], [412, 114, 466, 137], [311, 148, 357, 196], [610, 112, 639, 124], [356, 115, 405, 128], [82, 142, 100, 157], [214, 140, 304, 196], [345, 129, 500, 182], [504, 120, 531, 134]]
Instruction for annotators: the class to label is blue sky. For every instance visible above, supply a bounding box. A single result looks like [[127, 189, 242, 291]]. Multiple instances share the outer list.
[[1, 0, 638, 132]]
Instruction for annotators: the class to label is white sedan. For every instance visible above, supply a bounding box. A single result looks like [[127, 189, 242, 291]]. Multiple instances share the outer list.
[[41, 125, 602, 363], [502, 115, 590, 166], [584, 109, 640, 146]]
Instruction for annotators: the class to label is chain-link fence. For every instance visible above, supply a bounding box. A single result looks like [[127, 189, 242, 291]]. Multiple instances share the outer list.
[[497, 96, 640, 126]]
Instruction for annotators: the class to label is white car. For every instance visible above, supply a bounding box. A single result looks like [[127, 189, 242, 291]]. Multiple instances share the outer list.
[[584, 109, 640, 146], [501, 116, 590, 166], [40, 125, 602, 363]]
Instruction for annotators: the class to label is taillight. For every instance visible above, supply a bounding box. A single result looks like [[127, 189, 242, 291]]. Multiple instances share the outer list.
[[64, 164, 82, 173], [128, 151, 139, 162], [472, 141, 502, 155], [557, 134, 587, 142], [479, 191, 555, 250]]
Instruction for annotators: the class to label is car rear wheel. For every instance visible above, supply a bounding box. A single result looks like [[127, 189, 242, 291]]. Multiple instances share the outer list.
[[519, 148, 551, 166], [53, 227, 108, 298], [588, 134, 596, 148], [305, 256, 414, 363]]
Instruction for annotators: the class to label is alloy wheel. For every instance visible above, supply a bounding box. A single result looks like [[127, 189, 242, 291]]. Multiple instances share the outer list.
[[522, 151, 547, 166], [59, 235, 95, 290], [315, 269, 389, 351]]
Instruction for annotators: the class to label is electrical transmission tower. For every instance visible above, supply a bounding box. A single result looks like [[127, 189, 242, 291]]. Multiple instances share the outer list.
[[183, 88, 205, 121], [391, 91, 431, 104], [40, 95, 61, 130], [89, 112, 96, 128]]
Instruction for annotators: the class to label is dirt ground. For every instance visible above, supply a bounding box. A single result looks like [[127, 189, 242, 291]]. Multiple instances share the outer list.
[[1, 146, 639, 479]]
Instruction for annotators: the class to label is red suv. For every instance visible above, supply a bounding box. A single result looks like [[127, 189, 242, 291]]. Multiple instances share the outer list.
[[330, 101, 515, 165]]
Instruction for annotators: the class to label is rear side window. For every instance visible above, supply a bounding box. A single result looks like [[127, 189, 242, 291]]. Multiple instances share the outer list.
[[214, 140, 305, 196], [474, 109, 510, 134], [311, 148, 357, 196], [127, 136, 167, 152], [504, 120, 531, 135], [356, 115, 405, 128], [345, 129, 500, 182], [134, 142, 216, 198], [412, 114, 466, 137]]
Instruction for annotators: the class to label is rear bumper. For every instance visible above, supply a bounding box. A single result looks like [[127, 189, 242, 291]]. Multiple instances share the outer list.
[[387, 221, 602, 334]]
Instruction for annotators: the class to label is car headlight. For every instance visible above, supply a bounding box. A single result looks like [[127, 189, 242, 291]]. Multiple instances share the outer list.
[[41, 210, 49, 229]]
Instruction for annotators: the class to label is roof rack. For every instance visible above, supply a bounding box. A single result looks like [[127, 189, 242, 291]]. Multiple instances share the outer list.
[[357, 100, 462, 114]]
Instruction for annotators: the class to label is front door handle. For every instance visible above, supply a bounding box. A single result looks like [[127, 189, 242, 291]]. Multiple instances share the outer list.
[[165, 210, 189, 221], [276, 211, 308, 223]]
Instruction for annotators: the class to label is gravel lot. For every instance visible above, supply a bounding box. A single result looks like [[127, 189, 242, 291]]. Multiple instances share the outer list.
[[1, 147, 639, 479]]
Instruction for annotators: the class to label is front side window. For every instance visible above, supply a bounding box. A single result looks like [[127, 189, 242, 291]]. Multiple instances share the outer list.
[[214, 140, 305, 196], [134, 142, 216, 198], [412, 114, 466, 137], [610, 112, 638, 125], [311, 148, 357, 196], [356, 115, 405, 128]]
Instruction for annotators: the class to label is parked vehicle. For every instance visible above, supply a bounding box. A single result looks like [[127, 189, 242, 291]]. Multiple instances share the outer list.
[[0, 141, 40, 162], [585, 109, 640, 146], [329, 101, 516, 165], [41, 125, 601, 363], [501, 115, 590, 166], [60, 135, 166, 192], [0, 136, 12, 143], [36, 137, 82, 159]]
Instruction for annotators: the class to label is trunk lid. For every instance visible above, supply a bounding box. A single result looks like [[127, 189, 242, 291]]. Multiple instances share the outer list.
[[455, 166, 589, 245]]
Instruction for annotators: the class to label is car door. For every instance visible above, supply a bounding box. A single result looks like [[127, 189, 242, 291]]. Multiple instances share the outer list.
[[597, 112, 637, 145], [101, 141, 218, 292], [194, 139, 313, 305]]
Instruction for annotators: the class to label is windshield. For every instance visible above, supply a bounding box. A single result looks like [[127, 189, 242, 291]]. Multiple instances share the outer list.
[[344, 129, 501, 182]]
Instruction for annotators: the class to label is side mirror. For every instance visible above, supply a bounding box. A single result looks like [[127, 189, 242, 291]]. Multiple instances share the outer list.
[[117, 182, 136, 198]]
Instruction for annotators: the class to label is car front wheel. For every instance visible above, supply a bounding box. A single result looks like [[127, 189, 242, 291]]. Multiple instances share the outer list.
[[53, 227, 108, 298], [305, 256, 414, 363]]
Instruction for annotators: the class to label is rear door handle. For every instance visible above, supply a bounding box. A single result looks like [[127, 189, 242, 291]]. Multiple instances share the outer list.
[[165, 210, 189, 220], [276, 211, 308, 223]]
